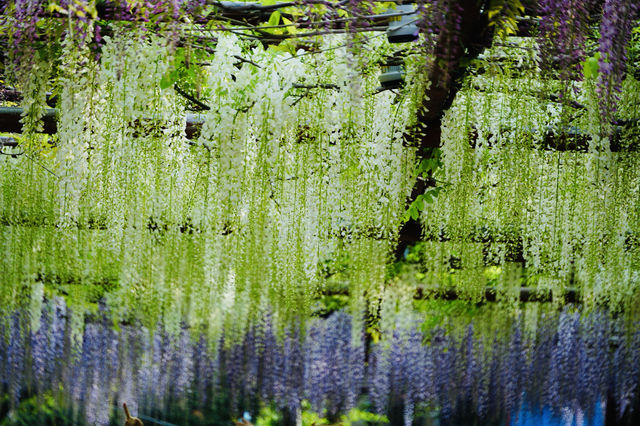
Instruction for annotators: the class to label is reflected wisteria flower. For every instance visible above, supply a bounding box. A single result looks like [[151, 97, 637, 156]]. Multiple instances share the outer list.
[[188, 333, 212, 406], [504, 321, 526, 417], [554, 310, 582, 413], [487, 333, 505, 420], [1, 302, 639, 424], [459, 324, 476, 411], [431, 326, 455, 420], [6, 312, 26, 407], [303, 312, 365, 415], [368, 343, 391, 414], [475, 339, 489, 418], [30, 306, 51, 389], [224, 333, 246, 410], [282, 327, 305, 412], [616, 327, 640, 418], [304, 320, 327, 411], [527, 312, 557, 409], [579, 311, 610, 416]]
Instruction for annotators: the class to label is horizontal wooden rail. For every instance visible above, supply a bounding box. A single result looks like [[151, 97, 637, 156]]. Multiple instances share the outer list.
[[0, 88, 57, 107], [416, 285, 580, 303], [0, 107, 58, 135], [32, 267, 581, 304], [0, 107, 204, 140], [34, 1, 417, 34]]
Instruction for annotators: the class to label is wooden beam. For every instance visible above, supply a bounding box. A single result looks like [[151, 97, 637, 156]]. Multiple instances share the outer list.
[[0, 107, 205, 140], [0, 88, 57, 107], [0, 107, 58, 135], [469, 125, 638, 152], [90, 1, 415, 32]]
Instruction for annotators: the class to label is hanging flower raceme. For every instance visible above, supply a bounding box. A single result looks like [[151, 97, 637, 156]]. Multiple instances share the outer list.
[[538, 0, 594, 79], [420, 40, 640, 307], [0, 27, 419, 340], [597, 0, 639, 121]]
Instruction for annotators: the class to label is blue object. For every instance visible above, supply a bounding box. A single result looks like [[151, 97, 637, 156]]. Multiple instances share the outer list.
[[387, 4, 419, 43], [514, 401, 604, 426], [379, 65, 406, 89]]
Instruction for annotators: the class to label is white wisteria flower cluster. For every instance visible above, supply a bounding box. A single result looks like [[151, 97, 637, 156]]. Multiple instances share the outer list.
[[421, 45, 640, 305], [0, 31, 419, 342]]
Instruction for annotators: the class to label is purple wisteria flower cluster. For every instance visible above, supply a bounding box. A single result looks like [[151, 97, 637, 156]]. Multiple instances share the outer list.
[[1, 301, 639, 425], [538, 0, 639, 120], [537, 0, 594, 79], [0, 302, 366, 424], [9, 0, 44, 50], [597, 0, 639, 121]]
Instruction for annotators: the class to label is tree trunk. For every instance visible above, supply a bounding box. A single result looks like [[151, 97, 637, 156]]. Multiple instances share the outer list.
[[396, 0, 493, 257]]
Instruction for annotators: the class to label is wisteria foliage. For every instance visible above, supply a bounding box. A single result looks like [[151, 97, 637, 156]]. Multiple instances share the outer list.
[[1, 302, 639, 425]]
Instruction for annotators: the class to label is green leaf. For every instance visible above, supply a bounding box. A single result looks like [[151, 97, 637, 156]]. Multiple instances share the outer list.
[[487, 8, 500, 20], [160, 70, 178, 89], [268, 10, 281, 27], [417, 159, 427, 175], [48, 3, 68, 15], [504, 16, 518, 35], [515, 0, 525, 14], [409, 204, 419, 220], [282, 17, 297, 34], [424, 192, 433, 204], [583, 53, 600, 79]]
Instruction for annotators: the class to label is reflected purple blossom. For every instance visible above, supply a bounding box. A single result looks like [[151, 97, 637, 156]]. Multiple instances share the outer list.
[[1, 303, 639, 425]]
